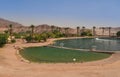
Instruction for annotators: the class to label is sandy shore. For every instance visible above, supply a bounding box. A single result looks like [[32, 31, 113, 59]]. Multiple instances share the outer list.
[[0, 38, 120, 77]]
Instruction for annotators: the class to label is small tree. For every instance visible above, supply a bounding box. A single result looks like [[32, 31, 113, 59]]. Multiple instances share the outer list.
[[53, 30, 64, 38], [81, 30, 92, 36], [81, 32, 87, 36], [47, 32, 55, 38], [40, 33, 48, 42], [25, 35, 33, 43], [116, 31, 120, 37], [0, 34, 7, 47]]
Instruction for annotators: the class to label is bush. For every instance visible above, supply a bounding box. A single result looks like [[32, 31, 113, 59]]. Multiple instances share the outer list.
[[34, 35, 40, 42], [47, 32, 55, 38], [117, 31, 120, 37], [81, 30, 92, 36], [13, 32, 26, 39], [81, 32, 87, 36], [0, 34, 7, 47], [52, 30, 64, 38], [25, 35, 33, 43], [25, 30, 64, 43], [88, 33, 93, 36], [25, 34, 44, 43], [11, 39, 16, 43], [40, 33, 48, 42]]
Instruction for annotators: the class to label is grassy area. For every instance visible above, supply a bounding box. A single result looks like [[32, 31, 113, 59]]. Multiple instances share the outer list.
[[20, 46, 111, 63]]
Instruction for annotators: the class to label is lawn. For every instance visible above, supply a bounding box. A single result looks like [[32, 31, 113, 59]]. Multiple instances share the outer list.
[[20, 46, 111, 63]]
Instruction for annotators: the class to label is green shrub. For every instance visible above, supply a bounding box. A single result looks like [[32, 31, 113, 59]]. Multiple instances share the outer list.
[[25, 30, 64, 43], [13, 32, 26, 39], [25, 35, 33, 43], [25, 35, 43, 43], [34, 34, 43, 42], [11, 39, 16, 43], [52, 30, 64, 38], [81, 32, 87, 36], [47, 32, 55, 38], [88, 33, 92, 36], [81, 30, 92, 36], [40, 33, 48, 42], [0, 34, 7, 47], [117, 31, 120, 37]]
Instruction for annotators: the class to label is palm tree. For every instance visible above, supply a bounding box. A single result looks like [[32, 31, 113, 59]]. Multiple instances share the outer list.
[[9, 24, 13, 36], [101, 27, 105, 36], [8, 24, 13, 41], [108, 27, 111, 37], [56, 27, 60, 31], [82, 26, 85, 32], [51, 25, 55, 32], [77, 26, 80, 37], [64, 27, 69, 37], [58, 27, 61, 32], [30, 25, 35, 37], [58, 27, 63, 33], [93, 26, 96, 36]]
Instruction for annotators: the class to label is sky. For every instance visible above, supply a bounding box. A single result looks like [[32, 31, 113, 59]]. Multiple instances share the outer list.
[[0, 0, 120, 28]]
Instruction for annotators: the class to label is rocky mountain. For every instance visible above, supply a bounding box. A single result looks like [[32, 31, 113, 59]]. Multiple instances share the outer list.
[[0, 18, 26, 32], [0, 18, 77, 34], [35, 24, 52, 33], [0, 18, 24, 27]]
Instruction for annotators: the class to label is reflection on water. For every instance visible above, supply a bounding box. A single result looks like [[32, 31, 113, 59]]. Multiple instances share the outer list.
[[94, 38, 119, 51], [53, 38, 120, 51]]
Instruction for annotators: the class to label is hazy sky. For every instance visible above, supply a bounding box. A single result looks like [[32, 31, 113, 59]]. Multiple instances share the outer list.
[[0, 0, 120, 28]]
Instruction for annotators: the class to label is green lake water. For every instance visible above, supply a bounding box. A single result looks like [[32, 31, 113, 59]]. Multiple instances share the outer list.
[[53, 38, 120, 51]]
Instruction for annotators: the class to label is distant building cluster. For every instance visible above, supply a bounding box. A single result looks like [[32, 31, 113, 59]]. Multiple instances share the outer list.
[[94, 27, 120, 36]]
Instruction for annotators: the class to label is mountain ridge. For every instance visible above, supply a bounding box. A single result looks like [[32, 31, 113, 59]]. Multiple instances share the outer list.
[[0, 18, 24, 27], [0, 18, 77, 34]]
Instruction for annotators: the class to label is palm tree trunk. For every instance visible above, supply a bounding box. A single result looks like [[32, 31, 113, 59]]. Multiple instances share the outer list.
[[77, 27, 80, 37], [109, 27, 111, 37], [9, 24, 13, 40], [64, 27, 69, 37], [102, 27, 105, 36], [93, 26, 96, 36]]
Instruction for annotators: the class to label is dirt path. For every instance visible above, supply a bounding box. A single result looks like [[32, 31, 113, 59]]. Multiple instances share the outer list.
[[0, 38, 120, 77]]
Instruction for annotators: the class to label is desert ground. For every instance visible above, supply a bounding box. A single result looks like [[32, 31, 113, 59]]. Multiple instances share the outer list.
[[0, 38, 120, 77]]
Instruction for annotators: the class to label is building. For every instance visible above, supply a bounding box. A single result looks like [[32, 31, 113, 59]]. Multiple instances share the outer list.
[[95, 27, 120, 36]]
